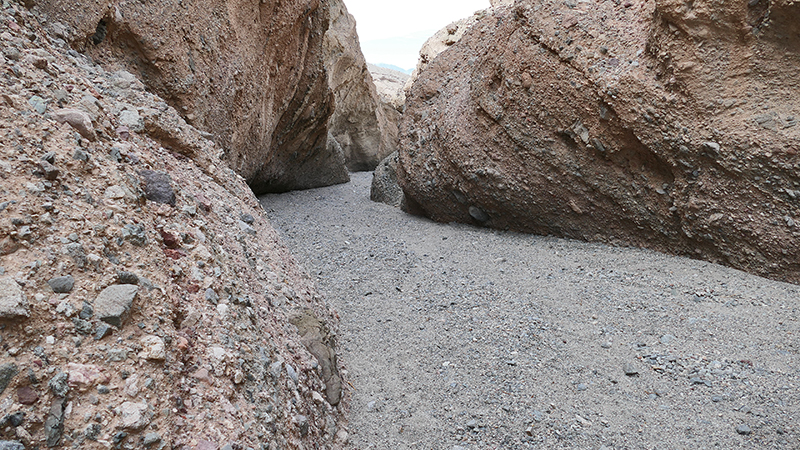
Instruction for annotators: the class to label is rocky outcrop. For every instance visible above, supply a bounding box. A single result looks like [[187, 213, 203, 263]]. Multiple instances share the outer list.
[[324, 0, 397, 171], [30, 0, 350, 193], [398, 0, 800, 283], [0, 3, 345, 448], [367, 64, 409, 112]]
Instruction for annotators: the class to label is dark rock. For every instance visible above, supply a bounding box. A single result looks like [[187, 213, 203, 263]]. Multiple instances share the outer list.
[[39, 160, 60, 180], [73, 317, 92, 334], [121, 224, 147, 247], [84, 423, 101, 441], [139, 170, 176, 206], [48, 372, 69, 397], [94, 323, 112, 340], [158, 229, 181, 249], [0, 363, 19, 395], [78, 302, 93, 319], [1, 412, 24, 427], [94, 284, 138, 327], [240, 213, 255, 224], [44, 396, 67, 447], [116, 271, 139, 285], [736, 424, 752, 435], [47, 275, 75, 293]]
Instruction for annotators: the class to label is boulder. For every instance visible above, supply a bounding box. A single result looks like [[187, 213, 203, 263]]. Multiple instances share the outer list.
[[398, 0, 800, 283], [323, 0, 396, 171], [31, 0, 348, 193], [370, 151, 404, 208]]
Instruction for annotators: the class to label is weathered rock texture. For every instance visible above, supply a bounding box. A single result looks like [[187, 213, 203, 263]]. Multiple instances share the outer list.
[[0, 3, 346, 448], [30, 0, 350, 193], [399, 0, 800, 283], [324, 1, 397, 171], [370, 152, 405, 208], [367, 64, 409, 112]]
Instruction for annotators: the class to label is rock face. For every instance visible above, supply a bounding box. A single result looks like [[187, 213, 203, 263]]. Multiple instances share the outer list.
[[324, 0, 397, 171], [367, 64, 409, 112], [399, 0, 800, 283], [30, 0, 349, 193], [0, 3, 345, 448]]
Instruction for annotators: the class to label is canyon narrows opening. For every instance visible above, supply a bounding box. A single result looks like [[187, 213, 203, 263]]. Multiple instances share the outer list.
[[261, 172, 799, 449]]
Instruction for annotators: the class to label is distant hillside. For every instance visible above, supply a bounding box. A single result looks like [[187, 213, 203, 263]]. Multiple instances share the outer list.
[[376, 63, 413, 74]]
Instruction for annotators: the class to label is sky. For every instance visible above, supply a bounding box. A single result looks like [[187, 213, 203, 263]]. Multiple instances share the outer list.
[[344, 0, 491, 71]]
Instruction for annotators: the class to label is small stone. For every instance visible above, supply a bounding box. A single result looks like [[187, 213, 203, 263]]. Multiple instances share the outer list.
[[49, 372, 69, 397], [121, 224, 147, 246], [44, 396, 67, 447], [138, 335, 166, 360], [116, 271, 139, 285], [94, 284, 138, 327], [120, 401, 150, 430], [63, 242, 87, 268], [531, 409, 545, 422], [237, 220, 256, 236], [52, 108, 96, 140], [712, 396, 723, 402], [1, 412, 24, 427], [28, 95, 47, 114], [97, 385, 110, 394], [73, 149, 89, 161], [576, 383, 588, 391], [79, 302, 93, 319], [104, 185, 126, 199], [118, 109, 143, 132], [39, 159, 60, 180], [84, 423, 102, 441], [73, 317, 92, 334], [240, 213, 255, 224], [0, 441, 24, 450], [286, 364, 298, 384], [468, 205, 490, 223], [466, 419, 478, 429], [0, 277, 29, 319], [94, 323, 111, 340], [48, 275, 75, 293], [205, 288, 219, 304], [296, 414, 309, 437], [736, 424, 752, 435], [0, 364, 19, 395], [660, 334, 675, 345], [67, 363, 109, 391], [17, 386, 39, 405], [623, 364, 639, 376], [140, 170, 176, 206], [195, 440, 219, 450], [158, 229, 181, 248], [600, 341, 612, 348], [2, 47, 21, 61], [143, 432, 161, 446]]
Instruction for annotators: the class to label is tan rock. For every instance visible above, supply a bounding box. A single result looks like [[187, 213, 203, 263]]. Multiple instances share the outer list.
[[399, 0, 800, 283]]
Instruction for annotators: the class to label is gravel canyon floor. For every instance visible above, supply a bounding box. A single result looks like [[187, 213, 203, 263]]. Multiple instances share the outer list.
[[261, 172, 799, 450]]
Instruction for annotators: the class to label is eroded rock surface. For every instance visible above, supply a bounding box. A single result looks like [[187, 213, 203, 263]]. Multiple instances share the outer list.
[[324, 0, 397, 171], [399, 0, 800, 283], [30, 0, 350, 193], [0, 3, 345, 448]]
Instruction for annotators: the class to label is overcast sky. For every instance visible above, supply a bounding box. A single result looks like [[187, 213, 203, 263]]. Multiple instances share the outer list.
[[344, 0, 491, 71]]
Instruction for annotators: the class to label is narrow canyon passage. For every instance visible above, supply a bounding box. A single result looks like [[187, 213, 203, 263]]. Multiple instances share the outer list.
[[260, 172, 799, 450]]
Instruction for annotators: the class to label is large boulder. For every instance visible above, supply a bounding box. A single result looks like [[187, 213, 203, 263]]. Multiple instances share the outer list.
[[30, 0, 349, 193], [398, 0, 800, 283], [323, 0, 397, 171]]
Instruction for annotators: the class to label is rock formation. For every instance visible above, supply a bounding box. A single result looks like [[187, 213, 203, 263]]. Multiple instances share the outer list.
[[367, 64, 409, 112], [0, 2, 346, 448], [398, 0, 800, 283], [324, 1, 397, 172], [29, 0, 352, 193]]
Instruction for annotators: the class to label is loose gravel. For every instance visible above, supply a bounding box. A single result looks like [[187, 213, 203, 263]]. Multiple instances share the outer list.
[[260, 172, 799, 450]]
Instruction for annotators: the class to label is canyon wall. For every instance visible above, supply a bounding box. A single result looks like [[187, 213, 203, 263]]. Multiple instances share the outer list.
[[398, 0, 800, 283]]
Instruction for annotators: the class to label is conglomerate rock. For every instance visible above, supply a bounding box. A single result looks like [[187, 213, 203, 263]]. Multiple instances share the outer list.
[[398, 0, 800, 283], [0, 3, 346, 447], [29, 0, 350, 193]]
